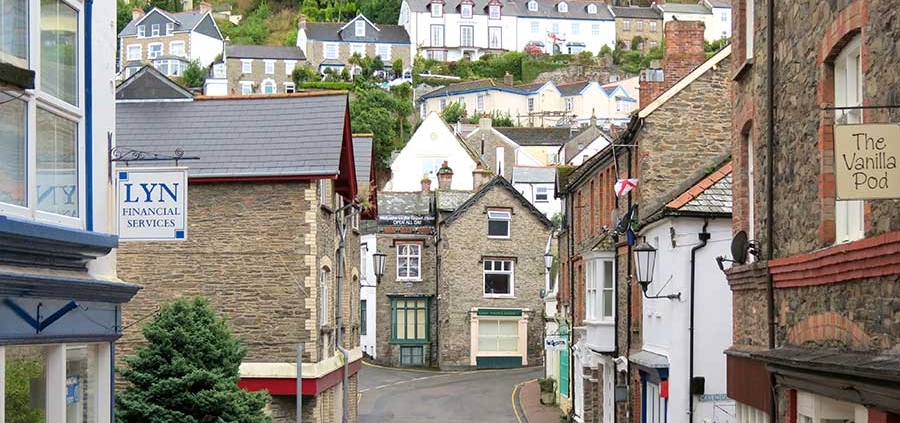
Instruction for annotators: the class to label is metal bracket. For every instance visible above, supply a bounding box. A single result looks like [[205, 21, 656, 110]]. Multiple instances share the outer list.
[[110, 147, 200, 167], [3, 299, 79, 333]]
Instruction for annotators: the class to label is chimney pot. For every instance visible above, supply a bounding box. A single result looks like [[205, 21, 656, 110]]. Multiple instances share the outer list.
[[479, 117, 492, 131], [437, 161, 453, 190], [421, 175, 432, 195], [472, 163, 493, 192]]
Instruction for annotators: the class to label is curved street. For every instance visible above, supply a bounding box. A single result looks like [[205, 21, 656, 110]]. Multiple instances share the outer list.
[[358, 363, 542, 423]]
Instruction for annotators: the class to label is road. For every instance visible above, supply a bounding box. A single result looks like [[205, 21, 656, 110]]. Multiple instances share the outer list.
[[358, 363, 542, 423]]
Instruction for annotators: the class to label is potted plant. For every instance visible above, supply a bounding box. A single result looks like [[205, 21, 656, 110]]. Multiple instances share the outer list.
[[538, 378, 557, 405]]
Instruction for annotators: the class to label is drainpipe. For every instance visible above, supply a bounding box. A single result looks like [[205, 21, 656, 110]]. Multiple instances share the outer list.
[[567, 192, 576, 407], [433, 229, 441, 368], [624, 140, 633, 423], [688, 220, 710, 421], [335, 204, 355, 423], [85, 0, 94, 232], [766, 0, 778, 422]]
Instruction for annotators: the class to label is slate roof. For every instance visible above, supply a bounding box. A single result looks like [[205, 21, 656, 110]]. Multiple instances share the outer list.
[[557, 81, 591, 97], [115, 92, 350, 178], [226, 45, 306, 60], [442, 176, 552, 227], [669, 171, 732, 214], [353, 135, 373, 186], [704, 0, 732, 8], [642, 155, 732, 221], [512, 166, 556, 184], [610, 6, 663, 19], [116, 65, 194, 101], [749, 347, 900, 382], [495, 127, 573, 146], [304, 22, 410, 44], [656, 3, 712, 14], [435, 190, 475, 212], [378, 192, 434, 216], [120, 9, 207, 37], [419, 78, 521, 101], [405, 0, 613, 20]]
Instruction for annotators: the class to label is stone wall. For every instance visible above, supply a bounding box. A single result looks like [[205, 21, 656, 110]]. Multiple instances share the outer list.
[[437, 184, 551, 368], [225, 57, 301, 94], [464, 125, 517, 179]]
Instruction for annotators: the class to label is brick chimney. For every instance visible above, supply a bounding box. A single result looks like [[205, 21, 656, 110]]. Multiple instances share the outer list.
[[437, 161, 453, 190], [298, 14, 307, 31], [132, 7, 144, 21], [198, 1, 212, 13], [472, 163, 493, 192], [639, 20, 707, 108], [479, 116, 492, 131], [421, 175, 432, 196]]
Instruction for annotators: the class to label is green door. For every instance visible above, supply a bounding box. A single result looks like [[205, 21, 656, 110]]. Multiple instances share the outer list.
[[559, 347, 569, 397]]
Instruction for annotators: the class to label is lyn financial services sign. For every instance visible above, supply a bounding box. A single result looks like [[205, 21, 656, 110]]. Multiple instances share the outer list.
[[117, 168, 188, 241], [834, 123, 899, 200]]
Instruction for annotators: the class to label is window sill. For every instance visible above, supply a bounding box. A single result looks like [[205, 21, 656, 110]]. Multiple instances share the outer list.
[[397, 278, 423, 283], [483, 294, 515, 299], [583, 319, 614, 326], [731, 58, 753, 81], [488, 236, 511, 240], [389, 340, 430, 345], [0, 62, 36, 89]]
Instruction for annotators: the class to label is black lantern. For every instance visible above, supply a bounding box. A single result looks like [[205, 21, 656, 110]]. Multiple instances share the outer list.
[[633, 241, 657, 293], [544, 252, 553, 271], [372, 251, 387, 284]]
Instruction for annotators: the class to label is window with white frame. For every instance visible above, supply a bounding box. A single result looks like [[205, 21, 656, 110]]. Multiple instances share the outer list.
[[636, 20, 643, 31], [261, 79, 275, 94], [483, 259, 514, 296], [148, 42, 162, 59], [320, 268, 330, 326], [170, 41, 185, 57], [318, 179, 329, 206], [721, 10, 728, 21], [396, 243, 421, 280], [264, 60, 275, 74], [284, 60, 296, 75], [571, 22, 579, 35], [587, 3, 597, 13], [137, 24, 145, 37], [592, 23, 601, 36], [487, 209, 511, 238], [284, 82, 295, 93], [126, 44, 142, 61], [431, 25, 444, 47], [461, 3, 472, 18], [552, 22, 560, 34], [623, 20, 631, 31], [745, 0, 754, 59], [834, 35, 864, 243], [355, 19, 365, 36], [478, 319, 518, 351], [644, 382, 666, 423], [0, 0, 83, 225], [165, 22, 174, 35], [240, 81, 253, 94], [558, 2, 567, 12], [650, 21, 658, 32], [585, 255, 615, 321], [476, 94, 485, 111], [797, 391, 866, 423], [735, 403, 768, 423], [431, 2, 442, 17], [376, 44, 390, 61], [241, 59, 252, 73], [151, 23, 160, 36], [488, 27, 502, 49], [528, 0, 537, 11], [460, 26, 474, 47], [531, 21, 540, 33], [535, 186, 549, 202], [489, 5, 500, 19], [324, 43, 339, 59], [565, 97, 573, 111]]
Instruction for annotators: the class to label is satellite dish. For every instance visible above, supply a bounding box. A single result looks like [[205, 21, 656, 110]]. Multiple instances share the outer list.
[[731, 231, 749, 264], [610, 209, 620, 229]]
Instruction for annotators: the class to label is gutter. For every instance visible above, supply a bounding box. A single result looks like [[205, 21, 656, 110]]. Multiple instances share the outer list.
[[688, 219, 710, 421]]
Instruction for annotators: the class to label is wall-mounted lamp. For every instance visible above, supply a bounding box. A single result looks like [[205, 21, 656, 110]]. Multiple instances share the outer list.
[[372, 251, 387, 285], [544, 252, 553, 271], [632, 241, 680, 300]]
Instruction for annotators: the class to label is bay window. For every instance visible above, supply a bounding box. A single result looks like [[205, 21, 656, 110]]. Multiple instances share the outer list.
[[478, 319, 518, 352], [585, 254, 615, 322], [0, 0, 83, 227], [483, 259, 514, 296]]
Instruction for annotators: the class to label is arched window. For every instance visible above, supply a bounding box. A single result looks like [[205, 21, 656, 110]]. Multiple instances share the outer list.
[[587, 3, 597, 14], [558, 2, 568, 13]]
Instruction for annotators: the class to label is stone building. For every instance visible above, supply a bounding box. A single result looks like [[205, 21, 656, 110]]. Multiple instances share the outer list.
[[114, 74, 364, 423], [297, 14, 412, 75], [206, 44, 307, 95], [726, 0, 900, 422], [373, 168, 552, 369], [555, 20, 733, 423], [609, 5, 664, 52]]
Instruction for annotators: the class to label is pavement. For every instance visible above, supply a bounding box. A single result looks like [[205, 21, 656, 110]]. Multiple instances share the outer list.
[[515, 379, 564, 423]]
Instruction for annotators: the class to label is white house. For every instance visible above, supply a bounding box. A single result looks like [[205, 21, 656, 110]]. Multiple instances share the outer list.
[[630, 163, 735, 423], [384, 112, 480, 192], [360, 234, 378, 358], [513, 0, 616, 55], [655, 2, 721, 41], [512, 166, 560, 218], [703, 0, 732, 40]]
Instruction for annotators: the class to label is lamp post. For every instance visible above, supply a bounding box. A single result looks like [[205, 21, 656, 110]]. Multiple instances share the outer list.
[[632, 241, 680, 300], [372, 251, 386, 284]]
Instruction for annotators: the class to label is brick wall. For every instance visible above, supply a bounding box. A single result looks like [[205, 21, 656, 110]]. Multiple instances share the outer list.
[[639, 20, 708, 108]]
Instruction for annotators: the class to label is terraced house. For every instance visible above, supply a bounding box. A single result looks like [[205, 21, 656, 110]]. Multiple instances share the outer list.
[[297, 14, 411, 75], [203, 44, 307, 95]]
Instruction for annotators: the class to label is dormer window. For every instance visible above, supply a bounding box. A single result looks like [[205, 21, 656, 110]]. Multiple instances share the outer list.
[[489, 4, 501, 19], [558, 2, 568, 13], [431, 2, 443, 18], [587, 3, 597, 14], [461, 3, 473, 18], [355, 20, 365, 36], [137, 25, 145, 37], [528, 0, 537, 11]]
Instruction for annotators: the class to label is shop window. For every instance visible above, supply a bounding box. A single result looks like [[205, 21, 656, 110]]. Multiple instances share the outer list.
[[477, 319, 518, 352], [483, 259, 514, 296], [797, 391, 866, 423], [396, 243, 421, 280], [833, 35, 863, 243], [391, 297, 429, 342], [487, 210, 511, 238]]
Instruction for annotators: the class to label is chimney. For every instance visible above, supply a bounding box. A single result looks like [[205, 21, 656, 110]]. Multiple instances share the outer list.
[[198, 1, 212, 13], [503, 71, 513, 86], [479, 116, 492, 131], [639, 20, 706, 108], [472, 163, 493, 192], [298, 14, 307, 31], [132, 7, 144, 20], [421, 174, 432, 196], [437, 161, 453, 190]]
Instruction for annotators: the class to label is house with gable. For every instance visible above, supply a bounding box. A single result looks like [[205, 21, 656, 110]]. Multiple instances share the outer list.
[[558, 118, 613, 166], [555, 20, 733, 423], [114, 69, 364, 422], [297, 14, 411, 75], [609, 5, 664, 52], [213, 44, 307, 95], [118, 7, 224, 79]]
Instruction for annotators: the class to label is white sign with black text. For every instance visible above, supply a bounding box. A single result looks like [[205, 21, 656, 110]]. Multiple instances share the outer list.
[[544, 335, 568, 351], [117, 168, 188, 241]]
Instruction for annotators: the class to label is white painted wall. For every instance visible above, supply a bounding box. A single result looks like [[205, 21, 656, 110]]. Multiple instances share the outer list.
[[661, 12, 718, 42], [514, 182, 560, 218], [385, 112, 477, 192], [710, 7, 732, 40], [190, 31, 224, 67], [514, 17, 615, 54], [360, 234, 377, 358], [404, 7, 518, 61], [563, 134, 609, 166], [640, 217, 734, 423]]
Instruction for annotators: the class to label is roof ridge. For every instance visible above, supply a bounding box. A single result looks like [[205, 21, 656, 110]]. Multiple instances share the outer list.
[[194, 91, 348, 100]]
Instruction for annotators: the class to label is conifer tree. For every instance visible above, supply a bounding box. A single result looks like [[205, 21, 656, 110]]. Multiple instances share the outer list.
[[116, 297, 271, 423]]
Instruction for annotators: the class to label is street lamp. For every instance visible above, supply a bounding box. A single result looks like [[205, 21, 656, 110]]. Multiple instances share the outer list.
[[372, 251, 387, 284], [543, 252, 553, 271], [633, 241, 680, 300]]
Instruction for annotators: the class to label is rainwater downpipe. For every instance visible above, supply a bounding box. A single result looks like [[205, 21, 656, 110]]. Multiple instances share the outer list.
[[335, 207, 352, 423], [688, 220, 710, 421], [567, 192, 576, 405], [85, 0, 94, 232], [624, 142, 633, 423], [766, 0, 778, 422], [434, 230, 441, 367]]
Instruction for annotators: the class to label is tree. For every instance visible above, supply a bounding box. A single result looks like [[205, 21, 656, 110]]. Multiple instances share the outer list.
[[350, 83, 411, 168], [181, 60, 206, 88], [359, 0, 402, 24], [292, 64, 321, 85], [117, 0, 136, 33], [440, 101, 467, 123], [219, 2, 270, 45], [631, 35, 644, 51], [116, 297, 271, 423], [145, 0, 183, 12]]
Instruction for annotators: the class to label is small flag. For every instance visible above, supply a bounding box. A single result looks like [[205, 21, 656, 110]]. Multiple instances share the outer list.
[[614, 179, 638, 197]]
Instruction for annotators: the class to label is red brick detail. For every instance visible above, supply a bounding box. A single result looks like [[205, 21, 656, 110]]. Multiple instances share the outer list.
[[786, 311, 871, 349], [238, 359, 362, 396], [868, 409, 900, 423], [768, 230, 900, 288], [815, 0, 868, 246], [639, 20, 707, 108], [666, 162, 732, 210], [788, 390, 798, 423], [725, 261, 768, 291]]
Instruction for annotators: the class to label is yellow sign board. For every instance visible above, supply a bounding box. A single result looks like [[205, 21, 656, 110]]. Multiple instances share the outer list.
[[834, 123, 900, 200]]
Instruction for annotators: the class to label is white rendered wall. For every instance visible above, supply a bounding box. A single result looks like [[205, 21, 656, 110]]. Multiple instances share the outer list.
[[386, 112, 476, 192], [190, 32, 224, 67], [514, 17, 615, 54], [360, 234, 377, 358]]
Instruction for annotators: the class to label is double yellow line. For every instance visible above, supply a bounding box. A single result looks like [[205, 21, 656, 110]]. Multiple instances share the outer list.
[[511, 378, 537, 423]]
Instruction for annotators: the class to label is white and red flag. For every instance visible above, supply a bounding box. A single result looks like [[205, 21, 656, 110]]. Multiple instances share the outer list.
[[614, 179, 638, 197]]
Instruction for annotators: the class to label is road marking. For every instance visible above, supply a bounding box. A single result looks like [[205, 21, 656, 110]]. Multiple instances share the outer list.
[[512, 382, 524, 423], [359, 374, 450, 393]]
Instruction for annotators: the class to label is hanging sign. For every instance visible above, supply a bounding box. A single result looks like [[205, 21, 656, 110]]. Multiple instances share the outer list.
[[117, 167, 188, 241], [544, 336, 568, 351], [834, 123, 899, 200]]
